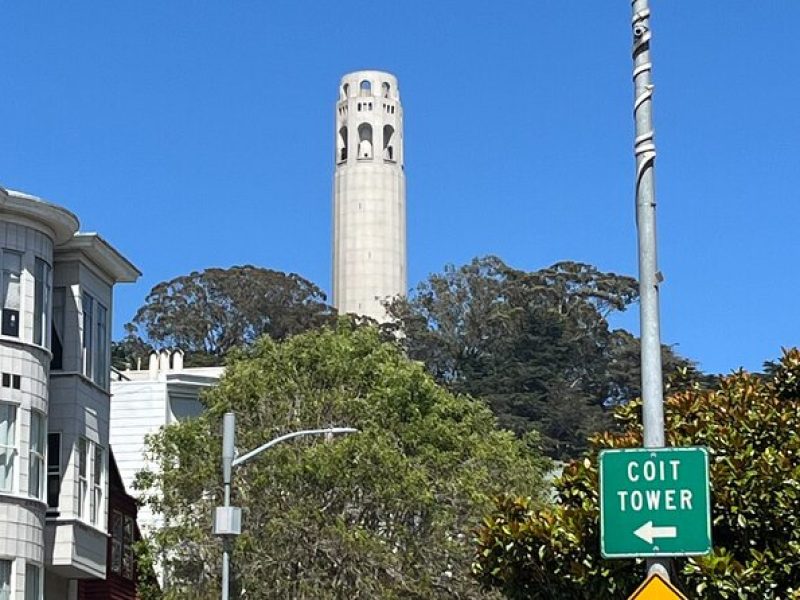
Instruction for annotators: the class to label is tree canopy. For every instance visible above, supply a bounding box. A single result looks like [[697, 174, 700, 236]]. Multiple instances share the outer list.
[[385, 256, 698, 459], [121, 266, 334, 366], [136, 322, 548, 599], [473, 349, 800, 599]]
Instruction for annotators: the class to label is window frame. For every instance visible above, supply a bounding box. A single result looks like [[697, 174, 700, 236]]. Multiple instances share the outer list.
[[0, 403, 16, 493], [82, 293, 94, 379], [77, 437, 88, 519], [51, 287, 66, 370], [33, 257, 52, 348], [47, 432, 61, 510], [122, 515, 135, 579], [81, 292, 110, 388], [1, 249, 23, 338], [0, 558, 11, 600], [28, 411, 45, 500], [90, 444, 104, 525], [95, 303, 108, 388], [24, 563, 42, 600], [110, 509, 123, 574]]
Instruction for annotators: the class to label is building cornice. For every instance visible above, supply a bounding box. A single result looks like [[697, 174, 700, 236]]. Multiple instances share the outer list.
[[0, 186, 80, 244], [55, 232, 141, 283]]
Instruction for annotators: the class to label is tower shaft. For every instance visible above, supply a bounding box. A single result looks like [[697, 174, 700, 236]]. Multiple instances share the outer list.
[[332, 71, 406, 321]]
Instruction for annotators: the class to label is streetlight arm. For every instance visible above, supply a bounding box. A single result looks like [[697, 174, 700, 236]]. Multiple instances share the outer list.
[[231, 427, 358, 468]]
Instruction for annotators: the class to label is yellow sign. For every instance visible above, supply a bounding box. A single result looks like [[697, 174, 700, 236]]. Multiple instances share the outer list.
[[628, 573, 688, 600]]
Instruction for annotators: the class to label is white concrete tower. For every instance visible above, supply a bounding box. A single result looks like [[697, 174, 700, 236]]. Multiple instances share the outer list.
[[332, 70, 406, 321]]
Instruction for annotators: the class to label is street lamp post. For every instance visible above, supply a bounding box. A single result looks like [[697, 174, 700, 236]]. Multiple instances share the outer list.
[[213, 412, 358, 600], [631, 0, 671, 582]]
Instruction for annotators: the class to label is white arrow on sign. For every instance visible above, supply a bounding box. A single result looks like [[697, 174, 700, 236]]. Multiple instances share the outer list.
[[634, 521, 677, 544]]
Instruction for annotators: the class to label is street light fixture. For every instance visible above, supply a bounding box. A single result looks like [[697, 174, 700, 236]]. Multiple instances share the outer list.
[[213, 411, 358, 600]]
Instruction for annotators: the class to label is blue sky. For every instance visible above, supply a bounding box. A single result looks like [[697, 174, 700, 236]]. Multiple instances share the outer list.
[[1, 2, 798, 375]]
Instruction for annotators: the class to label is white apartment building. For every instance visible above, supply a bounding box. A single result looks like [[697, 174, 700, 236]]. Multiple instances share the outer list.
[[0, 186, 139, 599], [110, 353, 222, 534]]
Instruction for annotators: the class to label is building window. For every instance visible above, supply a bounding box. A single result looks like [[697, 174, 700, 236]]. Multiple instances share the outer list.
[[25, 564, 41, 600], [91, 444, 104, 525], [78, 438, 104, 525], [0, 404, 15, 492], [33, 258, 51, 347], [110, 510, 136, 580], [1, 250, 22, 338], [51, 287, 65, 370], [82, 293, 109, 387], [47, 433, 61, 510], [1, 373, 20, 390], [111, 510, 123, 574], [77, 438, 88, 519], [82, 293, 94, 379], [123, 515, 135, 579], [28, 412, 45, 500], [0, 559, 11, 600], [96, 304, 108, 388]]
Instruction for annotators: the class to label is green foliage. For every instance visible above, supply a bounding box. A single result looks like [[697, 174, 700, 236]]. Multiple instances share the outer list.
[[386, 256, 699, 460], [137, 321, 547, 599], [472, 349, 800, 599], [125, 265, 334, 365]]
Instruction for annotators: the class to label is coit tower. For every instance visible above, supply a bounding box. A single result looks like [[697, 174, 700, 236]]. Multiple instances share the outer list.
[[332, 70, 406, 321]]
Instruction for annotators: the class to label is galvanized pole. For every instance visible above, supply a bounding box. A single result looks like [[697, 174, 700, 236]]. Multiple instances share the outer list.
[[220, 412, 236, 600], [631, 0, 671, 581]]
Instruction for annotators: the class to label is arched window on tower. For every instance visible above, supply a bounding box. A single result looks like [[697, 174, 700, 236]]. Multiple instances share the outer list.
[[382, 82, 390, 98], [342, 83, 350, 99], [360, 80, 372, 96], [383, 124, 395, 161], [338, 126, 348, 162], [358, 123, 373, 159]]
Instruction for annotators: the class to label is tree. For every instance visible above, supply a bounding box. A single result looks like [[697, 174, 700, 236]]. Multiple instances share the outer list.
[[111, 323, 154, 370], [472, 349, 800, 599], [136, 322, 548, 599], [386, 256, 698, 459], [125, 266, 334, 366]]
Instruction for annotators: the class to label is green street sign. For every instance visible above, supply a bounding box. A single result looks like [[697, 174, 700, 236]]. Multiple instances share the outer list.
[[599, 447, 711, 558]]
